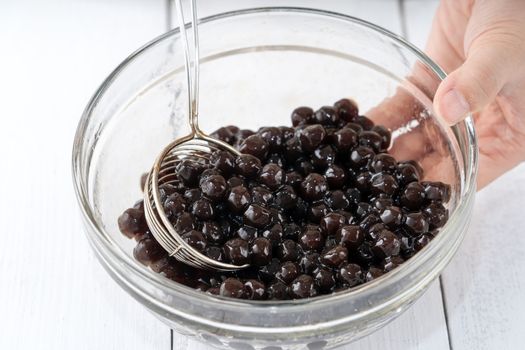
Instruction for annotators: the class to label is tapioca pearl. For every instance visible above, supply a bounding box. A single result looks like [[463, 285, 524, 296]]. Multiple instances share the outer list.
[[320, 246, 348, 268], [201, 221, 226, 244], [299, 228, 324, 251], [239, 134, 269, 160], [291, 106, 314, 127], [273, 185, 298, 211], [314, 106, 339, 126], [223, 238, 250, 265], [205, 246, 224, 262], [235, 226, 258, 241], [172, 212, 194, 234], [243, 279, 267, 300], [191, 198, 215, 220], [311, 145, 336, 170], [400, 182, 425, 210], [258, 126, 283, 153], [371, 230, 401, 259], [220, 278, 245, 298], [366, 219, 389, 242], [324, 164, 347, 189], [236, 129, 255, 143], [348, 146, 375, 169], [338, 263, 364, 287], [176, 159, 205, 187], [299, 251, 320, 274], [423, 202, 448, 229], [356, 115, 375, 130], [415, 233, 433, 251], [279, 126, 295, 141], [210, 126, 236, 145], [359, 130, 384, 152], [371, 173, 399, 196], [334, 98, 359, 122], [404, 212, 430, 236], [133, 236, 167, 266], [118, 208, 147, 238], [372, 125, 392, 150], [276, 261, 300, 284], [299, 124, 327, 153], [324, 190, 350, 210], [266, 153, 286, 168], [300, 173, 328, 201], [261, 223, 284, 245], [344, 122, 364, 134], [360, 214, 383, 233], [259, 163, 285, 190], [200, 174, 228, 202], [379, 206, 403, 228], [284, 137, 303, 163], [235, 154, 262, 178], [365, 267, 384, 282], [250, 186, 273, 206], [333, 127, 358, 153], [267, 281, 290, 300], [371, 153, 397, 173], [314, 268, 336, 292], [163, 192, 186, 219], [371, 196, 393, 211], [181, 230, 207, 252], [243, 204, 272, 228], [284, 171, 303, 189], [290, 275, 319, 299], [336, 225, 364, 250], [250, 237, 272, 266], [227, 186, 251, 214], [320, 212, 346, 236], [396, 163, 420, 186], [380, 256, 405, 272], [422, 181, 451, 202], [308, 202, 329, 224], [210, 150, 236, 175], [183, 188, 201, 205], [345, 188, 362, 206], [276, 239, 300, 262]]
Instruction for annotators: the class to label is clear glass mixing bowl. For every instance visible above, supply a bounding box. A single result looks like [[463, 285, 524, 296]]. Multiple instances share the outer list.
[[72, 7, 477, 350]]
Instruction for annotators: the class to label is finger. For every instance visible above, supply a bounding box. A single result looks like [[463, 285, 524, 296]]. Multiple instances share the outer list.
[[433, 0, 525, 125]]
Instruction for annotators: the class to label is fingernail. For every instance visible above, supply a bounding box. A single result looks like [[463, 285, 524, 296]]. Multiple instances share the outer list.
[[441, 89, 470, 124]]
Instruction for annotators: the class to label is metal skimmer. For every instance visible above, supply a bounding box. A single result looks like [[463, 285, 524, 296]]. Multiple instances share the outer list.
[[143, 0, 247, 271]]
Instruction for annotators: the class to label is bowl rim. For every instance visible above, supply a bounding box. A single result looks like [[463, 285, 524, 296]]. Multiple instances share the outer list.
[[72, 6, 478, 312]]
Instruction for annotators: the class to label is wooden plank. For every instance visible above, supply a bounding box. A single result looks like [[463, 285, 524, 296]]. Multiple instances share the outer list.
[[178, 1, 449, 349], [0, 1, 170, 349], [440, 164, 525, 350]]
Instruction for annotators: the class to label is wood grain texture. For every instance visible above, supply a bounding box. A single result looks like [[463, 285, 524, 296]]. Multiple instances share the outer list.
[[441, 164, 525, 350], [0, 1, 170, 349]]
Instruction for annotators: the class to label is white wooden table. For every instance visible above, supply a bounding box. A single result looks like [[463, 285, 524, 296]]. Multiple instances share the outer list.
[[1, 1, 524, 349]]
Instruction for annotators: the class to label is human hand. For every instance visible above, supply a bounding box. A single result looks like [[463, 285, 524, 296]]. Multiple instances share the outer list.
[[430, 0, 525, 189]]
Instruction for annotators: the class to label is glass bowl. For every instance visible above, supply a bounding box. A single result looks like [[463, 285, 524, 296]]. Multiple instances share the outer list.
[[72, 7, 477, 350]]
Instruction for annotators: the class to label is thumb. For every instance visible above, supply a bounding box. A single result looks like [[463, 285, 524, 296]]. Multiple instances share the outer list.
[[434, 42, 510, 125]]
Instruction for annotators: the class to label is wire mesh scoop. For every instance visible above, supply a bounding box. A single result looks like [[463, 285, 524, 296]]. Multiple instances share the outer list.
[[143, 0, 247, 271]]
